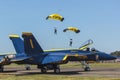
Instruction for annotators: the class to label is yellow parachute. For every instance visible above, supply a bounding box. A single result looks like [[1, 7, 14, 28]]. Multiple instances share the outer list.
[[63, 27, 80, 33], [46, 14, 64, 22]]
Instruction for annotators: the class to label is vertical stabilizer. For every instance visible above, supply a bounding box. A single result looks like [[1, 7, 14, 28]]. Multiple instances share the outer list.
[[9, 34, 24, 53], [22, 32, 44, 55]]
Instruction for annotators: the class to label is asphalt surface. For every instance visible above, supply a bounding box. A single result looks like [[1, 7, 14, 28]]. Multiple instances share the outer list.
[[0, 65, 120, 78]]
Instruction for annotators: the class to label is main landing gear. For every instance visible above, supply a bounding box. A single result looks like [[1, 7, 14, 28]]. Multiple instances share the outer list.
[[41, 67, 47, 73], [54, 67, 60, 74], [0, 65, 4, 72], [37, 65, 60, 74], [81, 61, 91, 71], [25, 64, 31, 70]]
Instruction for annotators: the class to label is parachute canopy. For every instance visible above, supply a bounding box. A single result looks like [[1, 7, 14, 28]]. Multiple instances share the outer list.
[[63, 27, 80, 33], [46, 14, 64, 22]]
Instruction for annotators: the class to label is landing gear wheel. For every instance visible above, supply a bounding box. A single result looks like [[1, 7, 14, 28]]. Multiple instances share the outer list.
[[54, 68, 60, 74], [84, 67, 90, 71], [53, 65, 60, 74], [0, 65, 4, 72], [41, 67, 47, 73], [26, 66, 31, 70], [25, 65, 31, 70]]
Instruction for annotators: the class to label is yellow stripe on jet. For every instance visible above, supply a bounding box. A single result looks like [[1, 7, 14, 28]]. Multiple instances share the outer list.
[[79, 46, 88, 50], [9, 34, 20, 38], [30, 39, 34, 48], [63, 55, 68, 61]]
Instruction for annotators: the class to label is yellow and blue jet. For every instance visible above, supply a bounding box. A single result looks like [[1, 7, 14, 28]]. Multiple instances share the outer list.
[[0, 53, 14, 72], [8, 32, 116, 73], [0, 35, 30, 72]]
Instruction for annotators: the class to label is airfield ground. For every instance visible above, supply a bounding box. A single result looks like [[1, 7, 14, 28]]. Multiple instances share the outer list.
[[0, 62, 120, 80]]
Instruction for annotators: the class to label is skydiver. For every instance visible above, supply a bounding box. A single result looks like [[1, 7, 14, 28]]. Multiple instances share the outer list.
[[69, 39, 73, 47], [54, 27, 57, 34]]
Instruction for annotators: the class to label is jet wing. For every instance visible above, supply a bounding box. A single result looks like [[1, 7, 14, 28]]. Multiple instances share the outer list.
[[42, 53, 68, 64]]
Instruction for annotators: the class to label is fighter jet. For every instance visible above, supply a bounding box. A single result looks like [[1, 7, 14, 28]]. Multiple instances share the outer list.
[[8, 32, 116, 73]]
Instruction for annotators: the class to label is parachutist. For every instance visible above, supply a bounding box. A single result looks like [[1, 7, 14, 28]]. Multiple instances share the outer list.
[[54, 27, 57, 34], [69, 39, 73, 47]]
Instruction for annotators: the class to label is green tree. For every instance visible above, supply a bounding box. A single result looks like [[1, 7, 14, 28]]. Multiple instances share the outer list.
[[111, 51, 120, 57]]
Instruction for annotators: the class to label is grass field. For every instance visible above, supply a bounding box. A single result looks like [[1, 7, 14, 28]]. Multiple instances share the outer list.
[[0, 62, 120, 80], [0, 75, 120, 80]]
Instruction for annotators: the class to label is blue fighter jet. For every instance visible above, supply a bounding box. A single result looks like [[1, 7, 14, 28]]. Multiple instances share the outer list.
[[0, 54, 12, 72], [0, 35, 30, 72], [9, 32, 116, 73]]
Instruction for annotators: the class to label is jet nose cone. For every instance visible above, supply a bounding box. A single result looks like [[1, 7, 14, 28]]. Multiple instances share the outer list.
[[109, 55, 117, 60], [97, 52, 117, 60]]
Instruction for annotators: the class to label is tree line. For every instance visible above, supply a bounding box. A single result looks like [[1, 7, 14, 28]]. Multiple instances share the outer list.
[[110, 51, 120, 57]]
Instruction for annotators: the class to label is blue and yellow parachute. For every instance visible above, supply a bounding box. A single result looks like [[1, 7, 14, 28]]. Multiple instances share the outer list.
[[63, 27, 80, 33], [46, 14, 64, 22]]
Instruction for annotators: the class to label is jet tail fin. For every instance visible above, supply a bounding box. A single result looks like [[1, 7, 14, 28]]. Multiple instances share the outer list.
[[9, 34, 24, 53], [22, 32, 44, 55]]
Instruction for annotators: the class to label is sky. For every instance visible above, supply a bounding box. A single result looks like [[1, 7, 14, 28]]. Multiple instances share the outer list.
[[0, 0, 120, 53]]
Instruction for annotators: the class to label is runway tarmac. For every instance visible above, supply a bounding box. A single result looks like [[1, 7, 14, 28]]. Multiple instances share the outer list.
[[0, 65, 120, 78]]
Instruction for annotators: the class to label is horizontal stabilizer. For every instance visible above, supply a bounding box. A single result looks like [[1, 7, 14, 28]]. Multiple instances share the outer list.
[[0, 56, 5, 63], [10, 56, 31, 62]]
